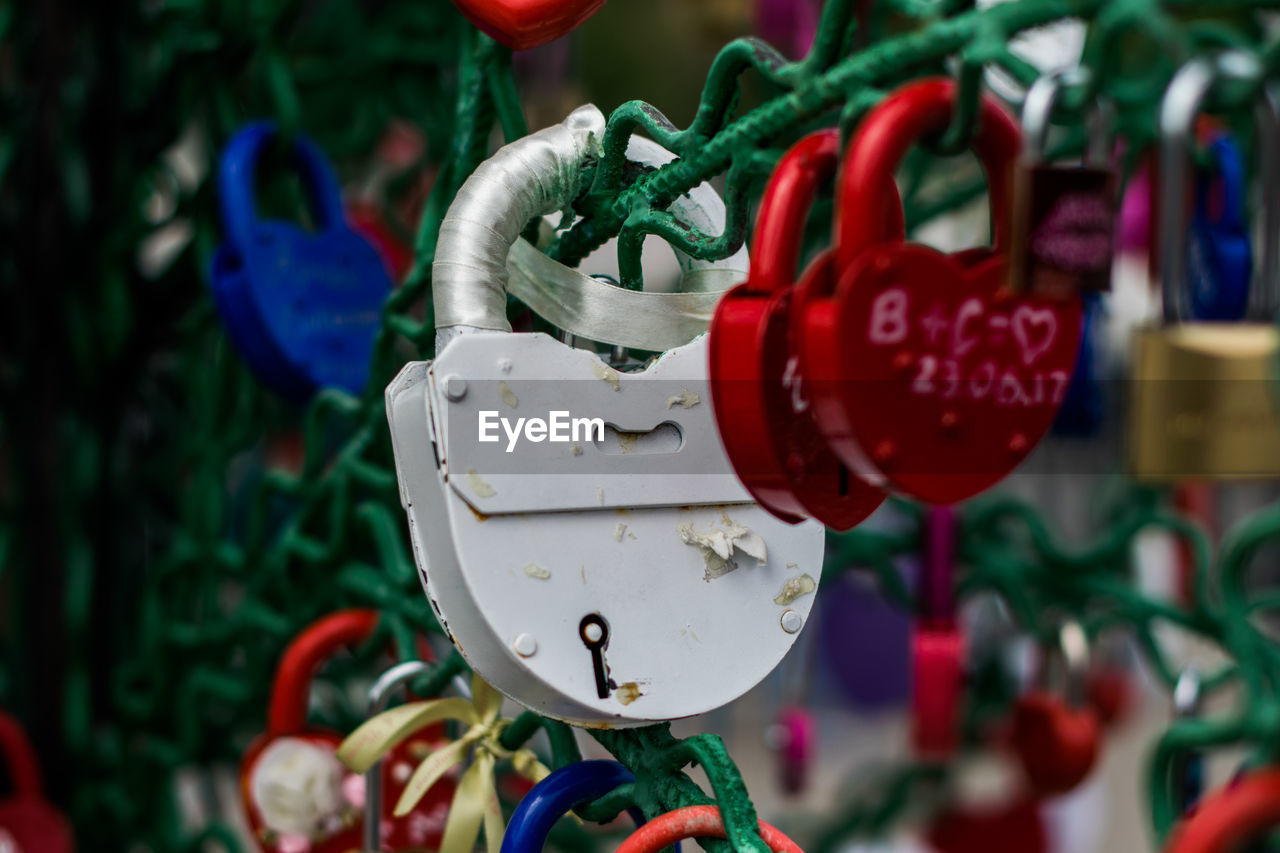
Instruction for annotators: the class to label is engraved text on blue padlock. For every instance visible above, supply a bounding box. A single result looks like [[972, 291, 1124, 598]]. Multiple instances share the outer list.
[[1187, 134, 1252, 322], [210, 122, 393, 400]]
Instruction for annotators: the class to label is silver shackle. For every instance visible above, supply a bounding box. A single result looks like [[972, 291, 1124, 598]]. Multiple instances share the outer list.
[[432, 106, 749, 354], [1021, 67, 1112, 167], [1158, 52, 1280, 323]]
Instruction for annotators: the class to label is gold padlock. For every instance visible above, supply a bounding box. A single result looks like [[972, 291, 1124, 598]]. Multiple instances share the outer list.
[[1129, 52, 1280, 481]]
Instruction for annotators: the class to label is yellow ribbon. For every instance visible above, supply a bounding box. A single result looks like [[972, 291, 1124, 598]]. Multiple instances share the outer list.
[[336, 673, 550, 853]]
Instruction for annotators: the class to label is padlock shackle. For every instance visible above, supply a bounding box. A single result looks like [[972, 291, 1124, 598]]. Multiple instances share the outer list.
[[1021, 67, 1112, 168], [1163, 767, 1280, 853], [0, 711, 43, 799], [500, 760, 638, 853], [921, 505, 957, 623], [433, 105, 604, 347], [746, 129, 840, 295], [1158, 52, 1280, 323], [836, 78, 1019, 273], [217, 122, 348, 255], [434, 105, 750, 353], [1033, 619, 1091, 709], [615, 805, 803, 853], [267, 609, 379, 736], [362, 659, 435, 852]]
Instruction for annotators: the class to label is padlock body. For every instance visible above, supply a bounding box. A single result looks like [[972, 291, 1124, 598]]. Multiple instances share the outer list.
[[240, 729, 454, 853], [211, 221, 391, 400], [912, 622, 964, 759], [0, 799, 74, 853], [1009, 164, 1116, 298], [387, 332, 825, 726], [450, 0, 607, 50], [240, 731, 362, 853], [1187, 134, 1252, 322], [801, 245, 1082, 505], [1128, 324, 1280, 480], [708, 255, 885, 530], [1010, 692, 1100, 796]]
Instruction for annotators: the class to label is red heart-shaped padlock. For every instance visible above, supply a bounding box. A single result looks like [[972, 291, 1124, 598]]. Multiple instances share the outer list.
[[240, 610, 453, 853], [377, 734, 457, 851], [0, 712, 74, 853], [797, 78, 1082, 505], [912, 622, 965, 760], [1009, 691, 1100, 797], [1086, 666, 1133, 728], [709, 129, 886, 530], [927, 796, 1048, 853], [449, 0, 607, 50]]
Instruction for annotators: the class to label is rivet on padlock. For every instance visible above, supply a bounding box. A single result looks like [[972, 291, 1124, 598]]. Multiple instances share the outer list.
[[0, 711, 74, 853], [239, 610, 451, 853], [1187, 134, 1252, 321], [709, 128, 886, 530], [615, 805, 803, 853], [1010, 68, 1117, 298], [1162, 766, 1280, 853], [796, 77, 1083, 505], [387, 105, 823, 727], [912, 506, 964, 760], [1009, 621, 1100, 797], [501, 760, 639, 853], [211, 123, 393, 401], [449, 0, 607, 51], [1129, 51, 1280, 481]]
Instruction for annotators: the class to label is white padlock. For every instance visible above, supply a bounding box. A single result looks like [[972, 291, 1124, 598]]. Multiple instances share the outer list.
[[387, 105, 825, 727]]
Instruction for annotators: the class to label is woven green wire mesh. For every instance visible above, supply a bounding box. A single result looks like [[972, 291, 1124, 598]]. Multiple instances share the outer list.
[[5, 0, 1280, 850]]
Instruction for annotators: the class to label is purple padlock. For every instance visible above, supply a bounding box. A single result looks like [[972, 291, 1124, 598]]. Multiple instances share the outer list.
[[818, 565, 912, 712]]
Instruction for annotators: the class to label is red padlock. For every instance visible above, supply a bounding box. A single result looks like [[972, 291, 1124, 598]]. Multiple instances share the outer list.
[[709, 128, 886, 530], [912, 507, 964, 759], [927, 796, 1048, 853], [615, 805, 803, 853], [1163, 767, 1280, 853], [796, 78, 1083, 505], [449, 0, 607, 51], [240, 610, 453, 853], [0, 711, 74, 853], [346, 200, 414, 283], [1009, 622, 1100, 797]]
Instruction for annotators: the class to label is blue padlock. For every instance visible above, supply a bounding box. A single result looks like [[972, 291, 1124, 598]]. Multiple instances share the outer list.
[[210, 122, 392, 401], [502, 760, 664, 853], [1052, 294, 1105, 437], [1186, 134, 1252, 322]]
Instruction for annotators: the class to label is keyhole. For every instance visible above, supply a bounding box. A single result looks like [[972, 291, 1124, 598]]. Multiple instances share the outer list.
[[838, 465, 850, 497], [579, 613, 612, 699]]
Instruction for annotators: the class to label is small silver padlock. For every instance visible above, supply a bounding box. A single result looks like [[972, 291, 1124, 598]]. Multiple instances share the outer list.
[[387, 105, 825, 727], [1009, 67, 1117, 298], [1129, 52, 1280, 481]]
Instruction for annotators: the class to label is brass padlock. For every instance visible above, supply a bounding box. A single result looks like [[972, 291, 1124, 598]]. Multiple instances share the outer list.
[[1129, 52, 1280, 481], [1009, 67, 1117, 298]]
